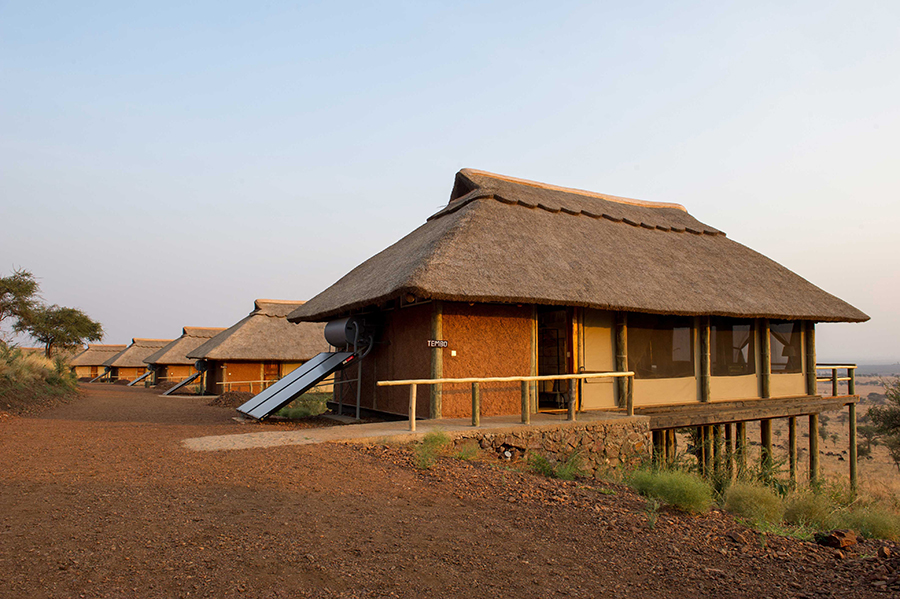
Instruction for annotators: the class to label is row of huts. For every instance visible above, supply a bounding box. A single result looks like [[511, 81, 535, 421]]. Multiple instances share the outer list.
[[67, 168, 867, 478], [69, 300, 328, 394]]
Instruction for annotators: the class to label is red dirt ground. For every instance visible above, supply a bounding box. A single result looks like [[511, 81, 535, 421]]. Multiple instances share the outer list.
[[0, 384, 897, 598]]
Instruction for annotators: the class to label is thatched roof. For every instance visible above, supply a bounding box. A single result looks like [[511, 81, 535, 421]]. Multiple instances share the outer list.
[[103, 339, 173, 369], [289, 169, 868, 324], [187, 300, 329, 362], [143, 327, 227, 366], [70, 344, 127, 367]]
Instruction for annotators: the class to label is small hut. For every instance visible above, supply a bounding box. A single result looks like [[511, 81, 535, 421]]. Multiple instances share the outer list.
[[143, 327, 227, 385], [69, 344, 127, 380], [102, 339, 173, 382], [187, 300, 329, 394], [288, 168, 868, 476]]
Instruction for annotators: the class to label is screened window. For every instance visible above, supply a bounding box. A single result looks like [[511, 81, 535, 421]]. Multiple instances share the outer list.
[[711, 318, 755, 376], [628, 314, 694, 379], [770, 321, 802, 374]]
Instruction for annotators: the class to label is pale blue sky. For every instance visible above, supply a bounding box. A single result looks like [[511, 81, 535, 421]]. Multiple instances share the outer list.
[[2, 1, 898, 362]]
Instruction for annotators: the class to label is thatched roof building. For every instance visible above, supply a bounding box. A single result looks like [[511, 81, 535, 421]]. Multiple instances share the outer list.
[[104, 339, 174, 369], [70, 344, 127, 367], [188, 300, 327, 362], [144, 327, 227, 367], [289, 169, 866, 324], [187, 300, 329, 394], [282, 169, 868, 424]]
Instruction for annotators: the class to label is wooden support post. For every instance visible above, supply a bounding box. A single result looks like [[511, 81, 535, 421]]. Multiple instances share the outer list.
[[704, 425, 714, 476], [699, 317, 711, 403], [788, 416, 797, 484], [471, 382, 480, 427], [760, 319, 770, 398], [652, 431, 663, 465], [666, 429, 676, 466], [408, 384, 417, 432], [713, 424, 722, 475], [567, 384, 576, 422], [849, 368, 856, 396], [724, 423, 733, 479], [849, 403, 858, 493], [760, 419, 773, 471], [520, 380, 530, 425], [530, 305, 538, 414], [698, 426, 707, 476], [736, 421, 747, 475], [626, 375, 634, 417], [809, 413, 819, 484], [615, 312, 628, 408], [832, 369, 839, 397], [805, 322, 816, 396], [430, 301, 443, 419]]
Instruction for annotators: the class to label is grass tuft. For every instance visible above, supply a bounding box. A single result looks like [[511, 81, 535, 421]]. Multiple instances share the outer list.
[[413, 431, 451, 469], [723, 481, 784, 525], [627, 469, 713, 513], [526, 451, 584, 481]]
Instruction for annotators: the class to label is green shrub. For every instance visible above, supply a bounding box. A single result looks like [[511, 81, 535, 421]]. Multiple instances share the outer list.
[[836, 506, 900, 541], [783, 491, 836, 530], [413, 431, 451, 469], [627, 469, 713, 513], [453, 440, 480, 461], [526, 451, 584, 481], [724, 481, 784, 525], [275, 391, 330, 419]]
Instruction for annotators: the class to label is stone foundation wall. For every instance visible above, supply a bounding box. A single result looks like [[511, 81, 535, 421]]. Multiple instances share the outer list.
[[454, 418, 650, 477]]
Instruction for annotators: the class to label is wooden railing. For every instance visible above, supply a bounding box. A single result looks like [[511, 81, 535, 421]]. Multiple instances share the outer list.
[[815, 364, 857, 397], [377, 371, 635, 432]]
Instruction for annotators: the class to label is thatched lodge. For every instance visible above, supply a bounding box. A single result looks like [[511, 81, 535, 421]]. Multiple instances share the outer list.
[[288, 168, 868, 478], [102, 338, 173, 382], [187, 300, 329, 394], [69, 344, 127, 379], [143, 327, 227, 385]]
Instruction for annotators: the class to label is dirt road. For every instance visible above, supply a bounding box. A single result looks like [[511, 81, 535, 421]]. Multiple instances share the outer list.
[[0, 385, 895, 598]]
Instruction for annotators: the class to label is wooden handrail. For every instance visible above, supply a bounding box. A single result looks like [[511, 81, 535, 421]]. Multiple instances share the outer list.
[[377, 371, 635, 431], [814, 364, 857, 397]]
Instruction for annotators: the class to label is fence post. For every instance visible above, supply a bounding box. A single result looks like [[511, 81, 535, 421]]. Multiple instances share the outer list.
[[520, 380, 530, 425], [471, 382, 480, 427], [831, 369, 839, 397], [626, 375, 634, 417], [567, 383, 576, 422], [409, 384, 417, 432]]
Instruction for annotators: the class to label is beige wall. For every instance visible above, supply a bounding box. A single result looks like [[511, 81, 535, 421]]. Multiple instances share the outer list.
[[710, 374, 759, 401], [580, 309, 617, 409], [771, 373, 806, 397], [633, 377, 698, 406]]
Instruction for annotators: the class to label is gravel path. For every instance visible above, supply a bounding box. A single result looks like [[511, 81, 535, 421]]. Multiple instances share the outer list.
[[0, 384, 896, 598]]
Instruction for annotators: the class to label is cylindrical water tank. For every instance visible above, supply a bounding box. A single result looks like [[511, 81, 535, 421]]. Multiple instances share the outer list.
[[324, 317, 365, 348], [194, 359, 209, 372]]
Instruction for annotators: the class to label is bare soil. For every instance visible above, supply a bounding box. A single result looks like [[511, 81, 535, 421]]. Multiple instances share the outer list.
[[0, 384, 897, 599]]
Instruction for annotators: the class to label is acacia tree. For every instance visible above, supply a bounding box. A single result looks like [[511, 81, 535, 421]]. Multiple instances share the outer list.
[[0, 269, 39, 342], [869, 379, 900, 472], [15, 305, 103, 357]]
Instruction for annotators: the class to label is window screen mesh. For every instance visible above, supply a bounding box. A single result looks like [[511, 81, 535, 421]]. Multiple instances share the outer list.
[[628, 314, 694, 379], [711, 318, 755, 376], [770, 321, 802, 373]]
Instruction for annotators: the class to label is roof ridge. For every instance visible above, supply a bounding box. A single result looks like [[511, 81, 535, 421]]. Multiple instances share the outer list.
[[459, 168, 688, 212], [255, 299, 306, 305]]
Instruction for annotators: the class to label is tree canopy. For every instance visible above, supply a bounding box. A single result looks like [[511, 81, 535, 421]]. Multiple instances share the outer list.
[[869, 379, 900, 472], [0, 269, 40, 341], [14, 305, 104, 358]]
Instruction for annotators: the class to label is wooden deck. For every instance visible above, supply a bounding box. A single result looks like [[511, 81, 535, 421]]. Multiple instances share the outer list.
[[633, 395, 857, 430]]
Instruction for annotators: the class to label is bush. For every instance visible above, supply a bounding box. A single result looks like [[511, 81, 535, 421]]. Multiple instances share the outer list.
[[783, 491, 836, 530], [627, 469, 713, 513], [724, 482, 785, 525], [836, 506, 900, 541], [276, 392, 330, 419], [526, 451, 584, 481], [413, 431, 451, 469]]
